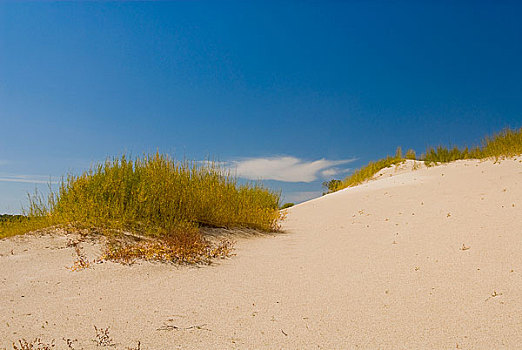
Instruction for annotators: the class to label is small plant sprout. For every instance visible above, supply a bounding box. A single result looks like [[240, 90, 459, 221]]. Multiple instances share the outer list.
[[12, 338, 56, 350], [93, 326, 114, 347]]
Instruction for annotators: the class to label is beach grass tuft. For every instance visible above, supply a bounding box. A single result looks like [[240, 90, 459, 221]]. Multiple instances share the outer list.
[[423, 127, 522, 166], [0, 153, 281, 263]]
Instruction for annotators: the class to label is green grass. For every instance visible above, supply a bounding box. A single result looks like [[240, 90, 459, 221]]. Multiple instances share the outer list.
[[423, 127, 522, 166], [0, 153, 281, 263], [0, 217, 51, 239], [328, 127, 522, 193], [328, 147, 404, 192]]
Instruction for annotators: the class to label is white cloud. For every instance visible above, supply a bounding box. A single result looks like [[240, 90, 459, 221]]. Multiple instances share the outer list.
[[229, 156, 355, 182], [0, 174, 58, 184], [0, 161, 57, 183], [320, 168, 338, 177]]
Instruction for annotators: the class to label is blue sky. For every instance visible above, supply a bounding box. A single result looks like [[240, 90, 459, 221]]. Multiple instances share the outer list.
[[1, 1, 522, 213]]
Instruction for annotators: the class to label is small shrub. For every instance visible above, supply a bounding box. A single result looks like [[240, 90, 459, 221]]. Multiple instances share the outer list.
[[280, 203, 294, 209], [322, 179, 342, 194]]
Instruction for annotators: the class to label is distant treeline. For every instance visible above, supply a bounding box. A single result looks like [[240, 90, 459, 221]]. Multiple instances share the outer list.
[[0, 214, 28, 222]]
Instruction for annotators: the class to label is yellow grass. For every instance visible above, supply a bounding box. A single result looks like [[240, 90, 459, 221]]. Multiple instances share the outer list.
[[330, 127, 522, 192], [327, 147, 404, 192], [0, 153, 281, 264], [423, 127, 522, 165]]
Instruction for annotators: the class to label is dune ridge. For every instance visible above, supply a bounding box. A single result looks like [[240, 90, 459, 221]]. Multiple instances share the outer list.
[[1, 157, 522, 349]]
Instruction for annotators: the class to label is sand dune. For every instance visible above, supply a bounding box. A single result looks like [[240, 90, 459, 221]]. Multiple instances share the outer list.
[[1, 158, 522, 349]]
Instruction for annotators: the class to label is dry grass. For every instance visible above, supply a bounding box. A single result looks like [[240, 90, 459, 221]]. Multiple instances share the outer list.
[[423, 127, 522, 166], [330, 127, 522, 192], [103, 233, 234, 265], [29, 153, 281, 234], [0, 216, 51, 239], [0, 153, 281, 264], [11, 339, 55, 350], [6, 327, 140, 349], [93, 326, 114, 347], [327, 147, 404, 192]]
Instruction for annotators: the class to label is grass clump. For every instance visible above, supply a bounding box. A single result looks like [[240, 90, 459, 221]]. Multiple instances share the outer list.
[[0, 153, 281, 264], [422, 145, 478, 165], [423, 127, 522, 166], [0, 215, 50, 239], [45, 153, 280, 233], [327, 127, 522, 193], [405, 149, 416, 160]]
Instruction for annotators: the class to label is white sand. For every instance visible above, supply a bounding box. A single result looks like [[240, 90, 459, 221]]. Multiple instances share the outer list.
[[1, 158, 522, 349]]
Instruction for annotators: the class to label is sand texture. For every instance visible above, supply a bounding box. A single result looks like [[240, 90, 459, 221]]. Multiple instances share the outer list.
[[1, 158, 522, 349]]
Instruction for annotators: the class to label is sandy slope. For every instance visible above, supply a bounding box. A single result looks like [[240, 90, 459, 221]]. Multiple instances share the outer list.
[[1, 158, 522, 349]]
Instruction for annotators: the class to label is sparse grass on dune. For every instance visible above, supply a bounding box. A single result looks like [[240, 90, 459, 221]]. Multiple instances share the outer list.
[[329, 147, 404, 192], [7, 326, 142, 349], [423, 127, 522, 165], [0, 153, 281, 264], [328, 127, 522, 193]]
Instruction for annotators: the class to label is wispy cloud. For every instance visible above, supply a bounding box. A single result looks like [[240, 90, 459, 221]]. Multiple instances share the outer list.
[[229, 156, 355, 182], [0, 174, 58, 184]]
